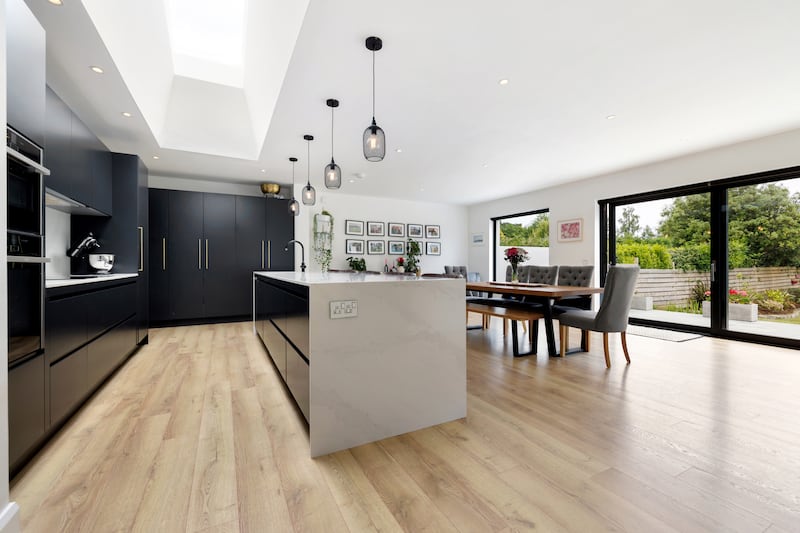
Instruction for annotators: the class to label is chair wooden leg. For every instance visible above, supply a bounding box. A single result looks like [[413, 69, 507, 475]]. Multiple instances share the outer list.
[[621, 331, 630, 363], [560, 325, 568, 357], [584, 331, 591, 352], [503, 319, 508, 337], [603, 332, 611, 368], [522, 320, 528, 333]]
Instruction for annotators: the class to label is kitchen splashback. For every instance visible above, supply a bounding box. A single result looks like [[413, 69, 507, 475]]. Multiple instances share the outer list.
[[45, 207, 70, 279]]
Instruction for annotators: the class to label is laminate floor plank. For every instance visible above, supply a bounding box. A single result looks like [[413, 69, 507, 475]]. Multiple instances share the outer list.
[[10, 319, 800, 533]]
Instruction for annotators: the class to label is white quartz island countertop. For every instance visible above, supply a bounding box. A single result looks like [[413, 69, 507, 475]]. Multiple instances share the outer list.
[[253, 271, 467, 457], [46, 273, 138, 289]]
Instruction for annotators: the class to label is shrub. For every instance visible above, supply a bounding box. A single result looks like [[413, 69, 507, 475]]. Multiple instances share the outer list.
[[751, 289, 797, 313], [616, 242, 672, 269], [669, 243, 710, 271]]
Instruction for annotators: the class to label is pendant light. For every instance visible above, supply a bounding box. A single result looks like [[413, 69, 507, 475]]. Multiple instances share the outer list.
[[287, 157, 300, 216], [302, 134, 316, 205], [325, 99, 342, 189], [363, 36, 385, 161]]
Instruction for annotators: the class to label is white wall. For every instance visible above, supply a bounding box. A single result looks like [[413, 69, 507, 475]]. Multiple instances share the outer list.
[[468, 127, 800, 285], [1, 3, 22, 531], [148, 174, 269, 197], [294, 188, 468, 274]]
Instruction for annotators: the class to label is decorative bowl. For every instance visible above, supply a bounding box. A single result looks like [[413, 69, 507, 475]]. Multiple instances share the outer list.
[[260, 183, 281, 195], [88, 254, 115, 273]]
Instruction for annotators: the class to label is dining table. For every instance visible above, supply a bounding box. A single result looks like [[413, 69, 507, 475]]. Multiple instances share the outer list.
[[465, 281, 604, 357]]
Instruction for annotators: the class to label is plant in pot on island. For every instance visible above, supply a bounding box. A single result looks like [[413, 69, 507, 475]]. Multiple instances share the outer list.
[[406, 238, 422, 275], [346, 256, 366, 272], [504, 247, 529, 283]]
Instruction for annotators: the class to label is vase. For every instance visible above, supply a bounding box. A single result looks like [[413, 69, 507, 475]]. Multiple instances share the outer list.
[[511, 264, 519, 283], [397, 266, 405, 273]]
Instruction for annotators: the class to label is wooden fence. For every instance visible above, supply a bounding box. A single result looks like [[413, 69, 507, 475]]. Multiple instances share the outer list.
[[635, 267, 800, 306]]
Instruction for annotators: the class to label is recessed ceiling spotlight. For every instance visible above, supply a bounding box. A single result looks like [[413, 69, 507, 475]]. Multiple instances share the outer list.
[[395, 148, 402, 153], [606, 114, 617, 120], [348, 179, 356, 183], [482, 163, 489, 168], [498, 79, 509, 86], [152, 155, 160, 160], [90, 66, 104, 74], [47, 0, 63, 5], [260, 168, 266, 173], [121, 112, 132, 118]]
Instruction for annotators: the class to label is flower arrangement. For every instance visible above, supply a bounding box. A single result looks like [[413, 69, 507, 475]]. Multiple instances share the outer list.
[[396, 257, 405, 266], [503, 247, 529, 266]]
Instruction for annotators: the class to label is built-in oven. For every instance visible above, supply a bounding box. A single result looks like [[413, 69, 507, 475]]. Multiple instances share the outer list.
[[7, 126, 44, 236], [7, 125, 49, 366]]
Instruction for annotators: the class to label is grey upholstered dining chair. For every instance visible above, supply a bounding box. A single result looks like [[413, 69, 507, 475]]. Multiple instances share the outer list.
[[553, 265, 595, 313], [445, 265, 468, 278], [558, 264, 639, 367]]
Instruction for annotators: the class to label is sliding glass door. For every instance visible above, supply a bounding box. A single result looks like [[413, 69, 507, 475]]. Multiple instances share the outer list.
[[601, 167, 800, 349]]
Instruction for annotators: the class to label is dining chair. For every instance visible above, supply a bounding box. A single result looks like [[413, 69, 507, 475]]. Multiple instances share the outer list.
[[553, 265, 595, 314], [445, 265, 468, 278], [503, 265, 558, 338], [557, 264, 639, 367]]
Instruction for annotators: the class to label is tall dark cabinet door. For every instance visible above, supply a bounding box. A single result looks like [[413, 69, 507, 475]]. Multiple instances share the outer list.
[[148, 189, 170, 322], [137, 159, 149, 343], [44, 87, 75, 199], [168, 191, 205, 320], [265, 198, 295, 271], [202, 194, 238, 318], [235, 196, 267, 316]]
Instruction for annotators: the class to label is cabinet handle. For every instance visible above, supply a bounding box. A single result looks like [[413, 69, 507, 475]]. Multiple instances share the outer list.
[[261, 240, 265, 270], [138, 227, 144, 272], [162, 238, 166, 271], [198, 239, 202, 270], [205, 239, 209, 270], [268, 240, 271, 269]]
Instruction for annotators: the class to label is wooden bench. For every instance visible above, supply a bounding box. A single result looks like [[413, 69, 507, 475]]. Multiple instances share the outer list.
[[466, 302, 544, 357]]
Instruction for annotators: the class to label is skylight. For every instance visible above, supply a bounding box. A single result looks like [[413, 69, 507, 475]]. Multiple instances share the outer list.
[[164, 0, 247, 87]]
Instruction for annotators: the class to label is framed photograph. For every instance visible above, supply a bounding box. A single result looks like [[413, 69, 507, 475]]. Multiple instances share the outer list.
[[346, 239, 364, 254], [345, 220, 364, 236], [388, 241, 405, 255], [367, 240, 385, 255], [388, 223, 405, 237], [471, 233, 485, 246], [426, 241, 441, 256], [367, 221, 385, 236], [407, 224, 423, 238], [425, 225, 441, 239], [557, 218, 583, 242]]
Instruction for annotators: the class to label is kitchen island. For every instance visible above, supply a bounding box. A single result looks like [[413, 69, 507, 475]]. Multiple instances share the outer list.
[[253, 271, 466, 457]]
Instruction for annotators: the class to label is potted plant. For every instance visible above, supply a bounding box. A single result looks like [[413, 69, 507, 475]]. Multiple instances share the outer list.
[[406, 239, 421, 273], [313, 210, 334, 272], [346, 256, 366, 272], [701, 288, 759, 322], [396, 257, 405, 272]]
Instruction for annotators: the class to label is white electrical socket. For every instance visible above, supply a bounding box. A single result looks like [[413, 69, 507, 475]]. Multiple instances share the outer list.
[[330, 300, 358, 319]]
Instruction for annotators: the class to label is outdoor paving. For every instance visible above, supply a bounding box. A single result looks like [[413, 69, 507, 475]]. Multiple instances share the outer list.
[[629, 308, 800, 341]]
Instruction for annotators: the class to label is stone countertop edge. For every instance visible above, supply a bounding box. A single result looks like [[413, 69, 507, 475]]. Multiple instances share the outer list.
[[253, 271, 464, 286], [45, 273, 139, 289]]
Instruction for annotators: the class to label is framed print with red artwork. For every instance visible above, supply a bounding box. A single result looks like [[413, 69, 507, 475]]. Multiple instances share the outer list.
[[557, 218, 583, 242]]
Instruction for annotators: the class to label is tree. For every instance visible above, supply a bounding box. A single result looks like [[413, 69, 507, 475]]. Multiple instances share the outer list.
[[499, 215, 549, 247], [617, 207, 641, 240]]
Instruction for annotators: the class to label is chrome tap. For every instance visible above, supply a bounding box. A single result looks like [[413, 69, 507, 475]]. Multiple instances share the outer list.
[[285, 240, 306, 272], [67, 232, 100, 258]]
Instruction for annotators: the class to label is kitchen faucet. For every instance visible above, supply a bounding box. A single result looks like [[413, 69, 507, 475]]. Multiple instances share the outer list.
[[285, 240, 306, 272], [67, 232, 100, 258]]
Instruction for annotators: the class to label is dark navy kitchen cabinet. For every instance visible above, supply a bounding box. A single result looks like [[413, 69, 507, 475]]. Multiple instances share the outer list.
[[150, 190, 293, 324], [7, 0, 46, 147]]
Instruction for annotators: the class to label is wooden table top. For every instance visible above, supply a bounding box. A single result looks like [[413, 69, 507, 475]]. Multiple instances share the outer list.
[[466, 281, 604, 299]]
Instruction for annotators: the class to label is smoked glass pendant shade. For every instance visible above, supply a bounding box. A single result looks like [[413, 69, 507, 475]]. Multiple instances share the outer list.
[[288, 198, 300, 216], [302, 183, 316, 205], [325, 160, 341, 189], [363, 118, 385, 162]]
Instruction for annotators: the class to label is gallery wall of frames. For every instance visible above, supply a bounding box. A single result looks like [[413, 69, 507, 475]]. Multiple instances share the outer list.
[[344, 220, 441, 256]]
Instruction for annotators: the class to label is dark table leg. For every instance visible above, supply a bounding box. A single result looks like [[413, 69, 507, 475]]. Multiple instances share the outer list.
[[541, 299, 557, 356]]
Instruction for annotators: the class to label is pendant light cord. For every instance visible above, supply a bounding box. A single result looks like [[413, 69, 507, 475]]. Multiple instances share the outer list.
[[291, 160, 295, 188], [372, 50, 376, 119], [331, 106, 335, 158], [307, 139, 311, 186]]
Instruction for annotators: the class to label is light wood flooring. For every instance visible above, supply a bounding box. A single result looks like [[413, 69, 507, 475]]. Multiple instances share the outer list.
[[10, 319, 800, 532]]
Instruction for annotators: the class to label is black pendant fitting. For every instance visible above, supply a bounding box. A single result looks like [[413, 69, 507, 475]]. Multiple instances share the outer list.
[[303, 134, 314, 141], [365, 36, 383, 51], [326, 99, 339, 108]]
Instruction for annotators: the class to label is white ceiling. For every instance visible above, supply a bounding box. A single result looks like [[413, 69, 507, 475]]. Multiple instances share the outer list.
[[25, 0, 800, 206]]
